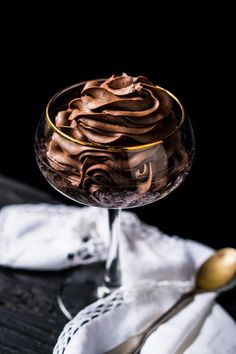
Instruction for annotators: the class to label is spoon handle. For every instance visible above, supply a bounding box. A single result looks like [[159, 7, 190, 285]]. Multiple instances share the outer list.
[[133, 293, 194, 354], [106, 292, 194, 354]]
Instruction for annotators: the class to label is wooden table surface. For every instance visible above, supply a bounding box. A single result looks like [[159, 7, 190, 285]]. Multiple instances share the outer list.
[[0, 175, 235, 354]]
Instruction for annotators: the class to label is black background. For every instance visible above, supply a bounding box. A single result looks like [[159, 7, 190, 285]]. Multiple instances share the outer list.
[[1, 7, 234, 250]]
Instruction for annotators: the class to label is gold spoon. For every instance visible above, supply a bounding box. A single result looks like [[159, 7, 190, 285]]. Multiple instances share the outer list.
[[106, 248, 236, 354]]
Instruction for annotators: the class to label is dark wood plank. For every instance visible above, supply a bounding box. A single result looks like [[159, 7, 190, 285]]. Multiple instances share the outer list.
[[0, 268, 67, 354], [0, 265, 104, 354]]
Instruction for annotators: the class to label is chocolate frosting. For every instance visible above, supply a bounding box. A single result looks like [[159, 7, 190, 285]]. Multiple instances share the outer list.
[[55, 73, 176, 146], [44, 74, 189, 207]]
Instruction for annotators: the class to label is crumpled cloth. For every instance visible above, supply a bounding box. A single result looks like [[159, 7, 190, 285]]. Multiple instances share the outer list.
[[0, 204, 235, 354]]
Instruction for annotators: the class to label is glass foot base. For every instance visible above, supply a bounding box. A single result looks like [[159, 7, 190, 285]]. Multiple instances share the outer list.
[[57, 262, 105, 320]]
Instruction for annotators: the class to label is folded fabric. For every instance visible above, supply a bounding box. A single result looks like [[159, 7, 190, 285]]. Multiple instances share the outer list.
[[0, 204, 235, 354], [0, 204, 108, 269]]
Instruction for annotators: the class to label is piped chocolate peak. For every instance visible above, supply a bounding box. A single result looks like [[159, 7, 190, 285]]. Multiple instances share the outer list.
[[54, 73, 177, 146]]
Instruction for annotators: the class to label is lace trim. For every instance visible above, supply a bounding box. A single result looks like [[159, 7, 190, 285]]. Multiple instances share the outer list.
[[53, 279, 192, 354], [53, 291, 124, 354]]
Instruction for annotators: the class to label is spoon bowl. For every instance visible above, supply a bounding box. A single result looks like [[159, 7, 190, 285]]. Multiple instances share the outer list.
[[196, 248, 236, 291]]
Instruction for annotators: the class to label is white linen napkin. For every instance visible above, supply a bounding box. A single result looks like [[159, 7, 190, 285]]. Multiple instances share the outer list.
[[0, 204, 235, 354]]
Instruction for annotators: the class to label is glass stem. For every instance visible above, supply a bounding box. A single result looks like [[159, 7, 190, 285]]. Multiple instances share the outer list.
[[104, 208, 121, 289]]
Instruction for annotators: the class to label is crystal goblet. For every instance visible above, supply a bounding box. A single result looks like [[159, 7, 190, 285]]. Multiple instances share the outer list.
[[34, 77, 195, 318]]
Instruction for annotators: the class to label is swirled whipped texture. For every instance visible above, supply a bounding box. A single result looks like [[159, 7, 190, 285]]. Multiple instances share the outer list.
[[45, 74, 189, 207], [54, 73, 175, 145]]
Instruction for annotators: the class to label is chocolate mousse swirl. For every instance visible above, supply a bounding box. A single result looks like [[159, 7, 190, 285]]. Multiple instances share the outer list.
[[55, 73, 176, 146], [43, 74, 189, 208]]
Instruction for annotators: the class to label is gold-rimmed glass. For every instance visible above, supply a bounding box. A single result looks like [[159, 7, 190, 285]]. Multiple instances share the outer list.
[[35, 79, 195, 317]]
